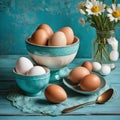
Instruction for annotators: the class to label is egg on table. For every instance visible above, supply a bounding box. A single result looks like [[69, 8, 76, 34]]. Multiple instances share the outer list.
[[92, 62, 102, 72], [69, 66, 90, 84], [44, 84, 67, 103], [15, 57, 33, 74], [82, 61, 93, 72], [80, 74, 101, 91], [100, 64, 111, 75]]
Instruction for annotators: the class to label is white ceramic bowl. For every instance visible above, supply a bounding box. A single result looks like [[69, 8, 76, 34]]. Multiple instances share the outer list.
[[25, 37, 80, 71]]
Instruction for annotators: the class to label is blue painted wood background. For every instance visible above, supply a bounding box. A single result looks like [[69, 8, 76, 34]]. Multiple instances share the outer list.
[[0, 0, 120, 58]]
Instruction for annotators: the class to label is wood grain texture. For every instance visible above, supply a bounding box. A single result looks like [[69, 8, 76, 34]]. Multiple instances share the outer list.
[[0, 55, 120, 120], [0, 116, 120, 120]]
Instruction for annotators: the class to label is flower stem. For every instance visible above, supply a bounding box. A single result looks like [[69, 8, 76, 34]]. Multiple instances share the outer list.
[[93, 30, 113, 64]]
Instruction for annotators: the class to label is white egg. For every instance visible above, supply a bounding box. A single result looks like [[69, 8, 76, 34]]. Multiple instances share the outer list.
[[16, 57, 33, 74], [110, 50, 119, 61], [109, 63, 116, 70], [26, 66, 46, 76], [100, 64, 111, 75], [92, 62, 101, 72]]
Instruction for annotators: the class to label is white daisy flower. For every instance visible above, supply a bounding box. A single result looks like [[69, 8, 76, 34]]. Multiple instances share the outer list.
[[78, 2, 86, 14], [107, 37, 118, 51], [107, 4, 120, 22], [85, 0, 106, 16], [80, 9, 86, 14]]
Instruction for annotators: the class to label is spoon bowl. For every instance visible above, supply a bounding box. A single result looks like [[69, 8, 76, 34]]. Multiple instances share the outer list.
[[96, 88, 114, 104], [62, 88, 114, 113]]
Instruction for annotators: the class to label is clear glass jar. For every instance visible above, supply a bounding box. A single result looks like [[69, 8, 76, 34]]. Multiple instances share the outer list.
[[92, 30, 119, 65]]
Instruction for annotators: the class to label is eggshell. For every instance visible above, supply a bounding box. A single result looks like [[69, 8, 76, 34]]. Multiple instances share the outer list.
[[37, 24, 53, 38], [80, 74, 101, 91], [110, 50, 119, 61], [48, 31, 67, 46], [92, 62, 101, 72], [100, 64, 111, 75], [69, 67, 90, 84], [16, 57, 33, 74], [109, 63, 116, 70], [82, 61, 93, 72], [26, 66, 46, 76], [59, 26, 74, 45], [44, 84, 67, 103], [31, 29, 48, 45]]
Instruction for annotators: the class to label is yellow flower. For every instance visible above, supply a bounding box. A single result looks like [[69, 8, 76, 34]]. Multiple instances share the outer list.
[[85, 0, 105, 16], [91, 6, 100, 13], [107, 4, 120, 22]]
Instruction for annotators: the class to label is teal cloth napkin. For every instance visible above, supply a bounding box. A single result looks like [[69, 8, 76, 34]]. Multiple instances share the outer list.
[[7, 80, 110, 116]]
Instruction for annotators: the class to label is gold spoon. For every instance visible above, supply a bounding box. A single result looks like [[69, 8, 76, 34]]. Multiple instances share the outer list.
[[62, 88, 114, 113]]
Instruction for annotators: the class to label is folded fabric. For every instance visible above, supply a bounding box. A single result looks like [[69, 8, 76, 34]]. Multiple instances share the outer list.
[[7, 80, 110, 116]]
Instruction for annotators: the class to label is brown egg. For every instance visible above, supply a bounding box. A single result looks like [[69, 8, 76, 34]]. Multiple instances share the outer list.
[[69, 67, 90, 84], [82, 61, 93, 72], [37, 24, 53, 38], [80, 74, 101, 91], [59, 26, 74, 45], [44, 84, 67, 103], [31, 29, 48, 45], [48, 31, 67, 46]]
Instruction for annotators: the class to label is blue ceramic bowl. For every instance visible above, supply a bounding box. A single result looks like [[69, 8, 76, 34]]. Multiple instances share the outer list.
[[13, 67, 50, 96], [25, 37, 80, 71]]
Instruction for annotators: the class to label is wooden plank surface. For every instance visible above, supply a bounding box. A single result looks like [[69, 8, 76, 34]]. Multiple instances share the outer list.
[[0, 55, 120, 120], [0, 116, 120, 120], [0, 81, 120, 115]]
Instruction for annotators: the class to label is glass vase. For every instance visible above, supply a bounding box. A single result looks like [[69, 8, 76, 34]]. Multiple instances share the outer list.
[[92, 30, 119, 69]]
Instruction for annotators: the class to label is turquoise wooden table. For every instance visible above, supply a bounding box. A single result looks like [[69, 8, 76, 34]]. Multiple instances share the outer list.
[[0, 55, 120, 120]]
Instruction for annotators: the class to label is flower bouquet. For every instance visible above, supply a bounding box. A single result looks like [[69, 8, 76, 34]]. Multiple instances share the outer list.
[[78, 0, 119, 74]]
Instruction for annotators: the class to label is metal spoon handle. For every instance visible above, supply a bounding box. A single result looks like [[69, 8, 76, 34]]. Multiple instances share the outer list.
[[62, 100, 95, 113]]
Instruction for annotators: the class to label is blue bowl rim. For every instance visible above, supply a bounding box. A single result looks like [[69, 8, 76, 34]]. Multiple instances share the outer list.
[[26, 36, 80, 48], [13, 66, 50, 78]]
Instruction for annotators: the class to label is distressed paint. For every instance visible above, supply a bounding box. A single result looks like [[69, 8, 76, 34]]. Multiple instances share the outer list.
[[0, 55, 120, 120], [0, 0, 120, 57]]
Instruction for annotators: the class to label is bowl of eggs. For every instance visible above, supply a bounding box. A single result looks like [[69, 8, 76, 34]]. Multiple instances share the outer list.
[[13, 57, 50, 96], [25, 24, 80, 71]]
